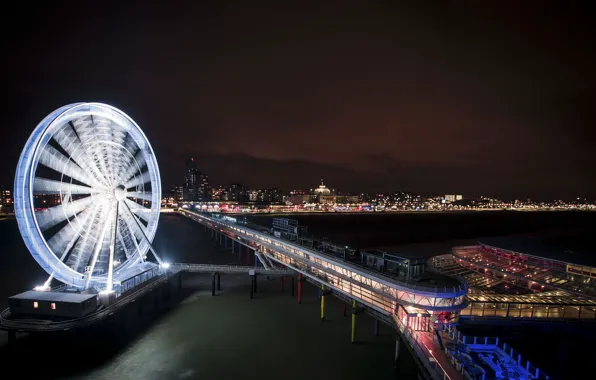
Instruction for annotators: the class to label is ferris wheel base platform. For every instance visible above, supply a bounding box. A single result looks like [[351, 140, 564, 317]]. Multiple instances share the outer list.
[[0, 266, 183, 334]]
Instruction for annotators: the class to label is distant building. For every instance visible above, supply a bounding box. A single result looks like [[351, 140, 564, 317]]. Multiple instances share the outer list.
[[285, 191, 310, 205], [444, 194, 456, 203], [313, 179, 331, 196], [211, 186, 228, 201], [1, 186, 13, 211], [171, 185, 184, 202], [228, 183, 248, 203], [456, 195, 463, 201], [248, 190, 259, 202]]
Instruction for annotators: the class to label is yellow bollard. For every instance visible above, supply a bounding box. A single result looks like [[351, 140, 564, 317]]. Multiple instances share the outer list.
[[351, 300, 357, 343], [320, 285, 325, 321]]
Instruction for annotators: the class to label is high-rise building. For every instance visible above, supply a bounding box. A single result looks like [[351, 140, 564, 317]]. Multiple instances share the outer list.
[[198, 173, 210, 201], [184, 158, 210, 201], [184, 158, 199, 201]]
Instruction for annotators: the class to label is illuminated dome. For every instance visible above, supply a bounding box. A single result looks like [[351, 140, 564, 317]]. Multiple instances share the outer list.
[[313, 179, 331, 196]]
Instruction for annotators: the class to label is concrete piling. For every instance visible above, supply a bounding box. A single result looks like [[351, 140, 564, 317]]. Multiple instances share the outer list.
[[321, 285, 326, 321], [351, 300, 357, 343], [298, 274, 303, 304]]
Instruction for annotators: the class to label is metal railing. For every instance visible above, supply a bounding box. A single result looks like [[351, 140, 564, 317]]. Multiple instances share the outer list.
[[174, 263, 292, 276], [393, 313, 453, 380], [440, 324, 550, 379]]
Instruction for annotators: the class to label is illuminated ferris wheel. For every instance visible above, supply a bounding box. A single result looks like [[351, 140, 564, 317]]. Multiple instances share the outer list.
[[14, 103, 163, 291]]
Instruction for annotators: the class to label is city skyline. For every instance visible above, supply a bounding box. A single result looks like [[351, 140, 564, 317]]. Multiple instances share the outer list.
[[169, 157, 592, 202], [1, 3, 595, 201]]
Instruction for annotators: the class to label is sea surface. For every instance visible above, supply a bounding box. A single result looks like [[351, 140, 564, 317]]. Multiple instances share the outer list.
[[0, 211, 595, 379]]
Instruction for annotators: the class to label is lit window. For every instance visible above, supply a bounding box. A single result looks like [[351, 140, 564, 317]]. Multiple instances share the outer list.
[[51, 303, 56, 310], [33, 301, 38, 308]]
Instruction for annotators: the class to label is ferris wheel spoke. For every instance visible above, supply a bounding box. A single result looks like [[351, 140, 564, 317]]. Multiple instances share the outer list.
[[113, 134, 139, 182], [71, 117, 114, 187], [124, 170, 152, 190], [107, 128, 127, 184], [66, 202, 104, 273], [53, 123, 111, 188], [84, 203, 114, 289], [34, 177, 101, 195], [39, 145, 104, 189], [121, 200, 163, 265], [36, 195, 95, 231], [120, 150, 147, 185], [119, 204, 147, 261], [123, 198, 153, 222], [46, 206, 95, 260], [116, 221, 133, 260], [127, 191, 153, 202]]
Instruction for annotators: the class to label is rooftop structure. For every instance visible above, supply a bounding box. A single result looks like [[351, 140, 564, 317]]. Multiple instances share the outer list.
[[313, 179, 331, 196]]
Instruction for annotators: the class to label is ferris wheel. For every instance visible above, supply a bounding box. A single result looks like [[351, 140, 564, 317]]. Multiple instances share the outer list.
[[14, 103, 163, 291]]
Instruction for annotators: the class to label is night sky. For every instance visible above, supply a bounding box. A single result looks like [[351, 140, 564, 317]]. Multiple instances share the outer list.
[[2, 2, 595, 200]]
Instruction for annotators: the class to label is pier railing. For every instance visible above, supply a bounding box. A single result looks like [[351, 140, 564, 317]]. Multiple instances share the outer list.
[[439, 324, 550, 379], [393, 313, 453, 380]]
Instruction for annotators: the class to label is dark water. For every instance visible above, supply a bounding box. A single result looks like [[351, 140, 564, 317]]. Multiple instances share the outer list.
[[247, 211, 596, 253], [1, 211, 595, 379]]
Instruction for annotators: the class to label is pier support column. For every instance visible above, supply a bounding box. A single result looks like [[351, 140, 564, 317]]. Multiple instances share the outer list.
[[351, 300, 357, 343], [232, 240, 235, 254], [374, 319, 379, 336], [394, 335, 401, 364], [212, 273, 216, 296], [250, 275, 255, 299], [291, 276, 295, 297], [321, 285, 326, 321], [343, 303, 347, 317], [225, 236, 228, 248], [298, 274, 303, 304], [217, 273, 221, 291], [254, 274, 258, 294]]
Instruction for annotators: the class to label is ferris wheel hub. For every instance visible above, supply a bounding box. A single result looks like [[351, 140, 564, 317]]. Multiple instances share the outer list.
[[113, 184, 127, 201]]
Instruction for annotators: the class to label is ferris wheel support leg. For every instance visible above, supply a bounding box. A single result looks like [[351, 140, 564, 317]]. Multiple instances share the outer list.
[[43, 275, 53, 288], [84, 205, 114, 290], [122, 200, 164, 266], [106, 201, 120, 293]]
